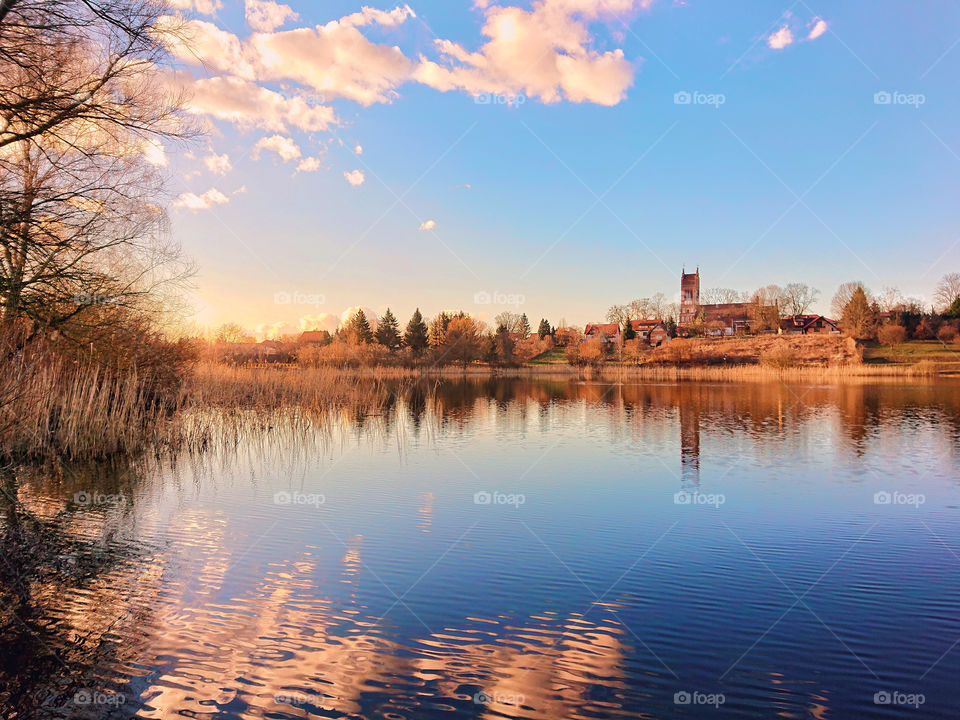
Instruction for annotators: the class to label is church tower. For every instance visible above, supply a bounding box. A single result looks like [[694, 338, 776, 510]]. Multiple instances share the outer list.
[[679, 267, 700, 324]]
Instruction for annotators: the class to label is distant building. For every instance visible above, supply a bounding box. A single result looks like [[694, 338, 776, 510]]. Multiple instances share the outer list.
[[584, 322, 621, 345], [583, 319, 670, 347], [779, 315, 840, 335], [678, 267, 771, 335], [679, 268, 701, 324], [297, 330, 330, 345], [631, 319, 669, 347]]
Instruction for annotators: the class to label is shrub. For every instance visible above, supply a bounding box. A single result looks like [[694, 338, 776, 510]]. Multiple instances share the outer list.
[[877, 324, 907, 346], [937, 325, 957, 344], [760, 344, 799, 369]]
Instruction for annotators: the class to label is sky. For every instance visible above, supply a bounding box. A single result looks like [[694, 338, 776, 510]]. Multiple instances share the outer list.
[[158, 0, 960, 338]]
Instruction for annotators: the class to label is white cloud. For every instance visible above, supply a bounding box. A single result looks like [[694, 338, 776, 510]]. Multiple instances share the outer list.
[[203, 152, 232, 174], [418, 220, 436, 231], [232, 185, 247, 195], [295, 156, 322, 173], [168, 0, 222, 16], [185, 76, 337, 133], [141, 138, 168, 167], [164, 18, 254, 78], [414, 0, 649, 105], [245, 0, 298, 32], [767, 24, 794, 50], [807, 18, 828, 41], [249, 11, 417, 105], [298, 313, 339, 332], [339, 306, 378, 329], [252, 134, 301, 162], [173, 187, 230, 211], [344, 169, 365, 186], [354, 144, 363, 155]]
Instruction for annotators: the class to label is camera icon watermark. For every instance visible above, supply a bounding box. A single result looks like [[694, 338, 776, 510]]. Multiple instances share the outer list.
[[74, 689, 125, 707], [473, 290, 525, 307], [74, 292, 121, 306], [473, 690, 525, 706], [873, 690, 925, 708], [674, 490, 725, 508], [873, 490, 924, 508], [873, 90, 925, 108], [274, 290, 325, 308], [474, 490, 525, 508], [275, 691, 323, 707], [674, 90, 725, 108], [674, 690, 725, 708], [73, 490, 126, 507], [274, 491, 325, 507], [474, 92, 526, 106]]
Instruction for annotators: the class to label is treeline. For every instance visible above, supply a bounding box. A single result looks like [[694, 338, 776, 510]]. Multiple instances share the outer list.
[[284, 309, 561, 368]]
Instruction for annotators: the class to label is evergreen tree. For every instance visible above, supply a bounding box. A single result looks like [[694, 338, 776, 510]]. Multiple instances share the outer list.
[[945, 295, 960, 319], [840, 287, 878, 339], [537, 318, 552, 339], [403, 308, 429, 354], [429, 311, 451, 348], [374, 307, 401, 348], [622, 316, 636, 341], [518, 313, 531, 338], [483, 332, 499, 363], [665, 317, 677, 338], [350, 308, 373, 343]]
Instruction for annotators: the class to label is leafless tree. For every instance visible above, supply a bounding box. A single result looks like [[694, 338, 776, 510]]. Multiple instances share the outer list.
[[493, 311, 524, 334], [875, 286, 904, 313], [933, 273, 960, 311], [701, 287, 747, 305], [0, 0, 193, 346], [605, 304, 631, 325], [831, 282, 872, 319], [751, 284, 784, 330], [782, 283, 819, 316]]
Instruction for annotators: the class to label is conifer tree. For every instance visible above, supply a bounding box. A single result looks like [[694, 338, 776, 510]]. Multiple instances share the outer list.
[[537, 318, 552, 339], [518, 313, 531, 338], [622, 316, 636, 341], [350, 309, 373, 343], [404, 308, 429, 354], [375, 308, 401, 348]]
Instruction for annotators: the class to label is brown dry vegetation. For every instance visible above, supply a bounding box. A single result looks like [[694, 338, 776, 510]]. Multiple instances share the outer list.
[[647, 334, 862, 367]]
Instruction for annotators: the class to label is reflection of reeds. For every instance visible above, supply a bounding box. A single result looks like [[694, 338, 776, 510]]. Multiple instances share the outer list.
[[3, 347, 954, 463]]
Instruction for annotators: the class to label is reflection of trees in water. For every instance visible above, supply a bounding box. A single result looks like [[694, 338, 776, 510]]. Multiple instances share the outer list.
[[5, 378, 960, 717], [388, 377, 960, 472], [0, 462, 158, 718]]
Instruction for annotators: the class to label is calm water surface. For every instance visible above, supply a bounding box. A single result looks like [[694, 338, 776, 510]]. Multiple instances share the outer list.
[[4, 379, 960, 719]]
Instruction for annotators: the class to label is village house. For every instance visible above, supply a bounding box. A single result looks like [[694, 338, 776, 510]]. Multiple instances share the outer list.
[[632, 319, 670, 347], [583, 319, 670, 347], [584, 322, 621, 345], [779, 315, 840, 335]]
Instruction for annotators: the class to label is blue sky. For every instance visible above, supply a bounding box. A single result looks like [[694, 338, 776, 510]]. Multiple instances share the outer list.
[[163, 0, 960, 336]]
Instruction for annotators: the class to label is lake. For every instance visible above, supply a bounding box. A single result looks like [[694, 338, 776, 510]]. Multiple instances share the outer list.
[[3, 378, 960, 719]]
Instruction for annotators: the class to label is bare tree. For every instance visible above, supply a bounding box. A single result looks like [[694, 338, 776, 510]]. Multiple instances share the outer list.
[[0, 0, 193, 345], [493, 311, 524, 334], [876, 286, 904, 313], [751, 284, 784, 331], [0, 0, 189, 152], [933, 273, 960, 312], [605, 304, 631, 325], [782, 283, 819, 316], [701, 287, 747, 305], [831, 281, 869, 320]]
